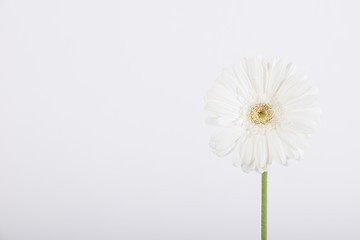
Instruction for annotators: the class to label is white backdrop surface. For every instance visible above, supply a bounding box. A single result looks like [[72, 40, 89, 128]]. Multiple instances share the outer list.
[[0, 0, 359, 239]]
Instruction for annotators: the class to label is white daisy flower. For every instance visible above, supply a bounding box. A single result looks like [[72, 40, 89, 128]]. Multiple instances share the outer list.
[[205, 55, 320, 173]]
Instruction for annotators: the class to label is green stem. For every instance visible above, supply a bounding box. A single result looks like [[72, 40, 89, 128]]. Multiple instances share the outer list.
[[261, 171, 267, 240]]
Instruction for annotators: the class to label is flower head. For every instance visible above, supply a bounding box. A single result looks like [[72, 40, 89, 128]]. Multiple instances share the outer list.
[[205, 55, 320, 173]]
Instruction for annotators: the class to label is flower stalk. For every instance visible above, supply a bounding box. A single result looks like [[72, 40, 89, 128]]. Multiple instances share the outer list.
[[261, 171, 267, 240]]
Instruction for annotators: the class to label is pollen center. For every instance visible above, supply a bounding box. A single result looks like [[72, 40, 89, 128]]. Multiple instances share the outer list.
[[250, 103, 274, 125]]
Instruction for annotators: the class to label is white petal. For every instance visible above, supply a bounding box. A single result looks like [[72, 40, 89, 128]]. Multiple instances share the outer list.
[[205, 100, 239, 119], [284, 92, 318, 110], [276, 75, 307, 100], [267, 58, 287, 94], [209, 127, 242, 157], [206, 116, 237, 126], [277, 77, 318, 107], [247, 55, 266, 94], [254, 135, 267, 171], [265, 134, 274, 165], [285, 108, 321, 124], [283, 111, 320, 135], [276, 128, 306, 160], [268, 130, 287, 165], [219, 68, 240, 92], [232, 63, 252, 97], [239, 136, 255, 171], [205, 83, 243, 127], [236, 58, 258, 95], [205, 84, 239, 105]]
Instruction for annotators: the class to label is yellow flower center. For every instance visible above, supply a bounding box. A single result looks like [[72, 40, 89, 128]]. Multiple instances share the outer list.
[[250, 103, 274, 124]]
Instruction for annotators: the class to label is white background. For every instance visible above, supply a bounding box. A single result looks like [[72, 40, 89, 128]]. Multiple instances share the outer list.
[[0, 0, 359, 239]]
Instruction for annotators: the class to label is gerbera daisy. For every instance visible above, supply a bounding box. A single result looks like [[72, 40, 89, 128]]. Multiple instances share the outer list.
[[205, 55, 320, 173]]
